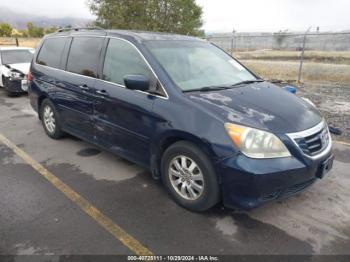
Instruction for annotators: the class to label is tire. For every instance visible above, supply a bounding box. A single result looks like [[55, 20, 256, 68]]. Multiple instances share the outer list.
[[40, 99, 64, 139], [161, 141, 220, 211]]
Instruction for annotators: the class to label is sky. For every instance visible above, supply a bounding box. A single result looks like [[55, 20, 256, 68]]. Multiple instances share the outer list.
[[0, 0, 93, 19], [0, 0, 349, 33], [197, 0, 350, 32]]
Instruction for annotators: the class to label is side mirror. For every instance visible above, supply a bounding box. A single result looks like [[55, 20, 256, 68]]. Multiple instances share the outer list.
[[124, 75, 150, 92]]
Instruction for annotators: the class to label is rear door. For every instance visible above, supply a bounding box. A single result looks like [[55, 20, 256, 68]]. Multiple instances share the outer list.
[[53, 36, 104, 141]]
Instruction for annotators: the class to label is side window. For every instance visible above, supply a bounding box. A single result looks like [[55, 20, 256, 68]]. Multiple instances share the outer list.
[[37, 38, 67, 68], [66, 37, 104, 78], [103, 39, 151, 86]]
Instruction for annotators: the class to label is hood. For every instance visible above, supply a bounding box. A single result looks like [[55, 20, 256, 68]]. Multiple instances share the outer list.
[[187, 82, 322, 134], [5, 63, 30, 75]]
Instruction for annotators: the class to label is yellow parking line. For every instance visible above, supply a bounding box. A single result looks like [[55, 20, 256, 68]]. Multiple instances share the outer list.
[[334, 140, 350, 147], [0, 133, 153, 256]]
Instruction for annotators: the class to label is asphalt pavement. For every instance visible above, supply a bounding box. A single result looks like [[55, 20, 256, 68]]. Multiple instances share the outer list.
[[0, 89, 350, 257]]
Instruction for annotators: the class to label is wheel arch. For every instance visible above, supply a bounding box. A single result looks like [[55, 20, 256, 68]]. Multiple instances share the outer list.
[[37, 95, 48, 119], [150, 130, 220, 181]]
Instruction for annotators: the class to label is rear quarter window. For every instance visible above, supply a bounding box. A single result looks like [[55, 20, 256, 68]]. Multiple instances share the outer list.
[[37, 38, 67, 68]]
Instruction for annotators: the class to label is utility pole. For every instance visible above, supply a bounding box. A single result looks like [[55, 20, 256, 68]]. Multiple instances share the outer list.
[[230, 28, 236, 55], [298, 26, 312, 84]]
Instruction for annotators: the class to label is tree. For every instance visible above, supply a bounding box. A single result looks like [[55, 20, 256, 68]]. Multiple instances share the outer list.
[[88, 0, 204, 36], [19, 29, 29, 37], [45, 26, 59, 34], [0, 23, 13, 37], [27, 22, 44, 37]]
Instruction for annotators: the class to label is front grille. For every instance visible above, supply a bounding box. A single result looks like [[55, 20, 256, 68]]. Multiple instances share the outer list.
[[293, 126, 330, 157]]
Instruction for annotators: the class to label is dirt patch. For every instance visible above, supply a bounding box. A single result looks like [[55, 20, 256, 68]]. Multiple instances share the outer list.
[[236, 50, 350, 65], [0, 37, 41, 48], [242, 60, 350, 85]]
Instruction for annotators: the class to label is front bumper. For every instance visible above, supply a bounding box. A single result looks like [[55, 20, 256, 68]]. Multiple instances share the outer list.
[[3, 77, 28, 94], [219, 149, 333, 210]]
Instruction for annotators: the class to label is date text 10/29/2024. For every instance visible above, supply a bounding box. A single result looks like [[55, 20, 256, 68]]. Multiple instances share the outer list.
[[128, 256, 219, 261]]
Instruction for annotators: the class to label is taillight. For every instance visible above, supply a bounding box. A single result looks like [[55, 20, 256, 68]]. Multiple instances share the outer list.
[[27, 71, 33, 82]]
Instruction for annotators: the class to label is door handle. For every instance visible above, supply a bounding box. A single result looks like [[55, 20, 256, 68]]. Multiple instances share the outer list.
[[96, 89, 109, 97], [79, 84, 90, 91]]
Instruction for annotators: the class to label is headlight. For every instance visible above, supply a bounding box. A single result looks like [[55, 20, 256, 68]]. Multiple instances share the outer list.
[[225, 123, 291, 159], [9, 71, 22, 79]]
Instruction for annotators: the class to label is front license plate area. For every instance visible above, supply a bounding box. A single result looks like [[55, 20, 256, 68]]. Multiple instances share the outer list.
[[316, 155, 334, 179]]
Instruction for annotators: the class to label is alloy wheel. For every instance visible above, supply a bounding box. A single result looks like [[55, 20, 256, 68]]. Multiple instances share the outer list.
[[43, 105, 56, 134], [168, 155, 205, 201]]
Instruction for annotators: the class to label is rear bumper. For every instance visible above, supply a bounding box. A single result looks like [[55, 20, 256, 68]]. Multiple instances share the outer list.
[[28, 80, 41, 114], [219, 150, 334, 210]]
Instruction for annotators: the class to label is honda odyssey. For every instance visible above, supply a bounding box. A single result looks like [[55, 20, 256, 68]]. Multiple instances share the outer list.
[[28, 28, 334, 211]]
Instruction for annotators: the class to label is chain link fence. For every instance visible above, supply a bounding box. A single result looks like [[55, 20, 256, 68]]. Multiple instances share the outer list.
[[206, 31, 350, 85], [1, 33, 350, 85]]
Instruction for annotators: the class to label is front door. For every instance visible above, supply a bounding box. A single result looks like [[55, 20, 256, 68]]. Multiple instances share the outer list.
[[94, 38, 161, 167]]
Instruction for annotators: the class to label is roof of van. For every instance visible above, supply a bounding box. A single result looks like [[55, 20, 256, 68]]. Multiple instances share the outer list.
[[50, 29, 204, 42], [107, 30, 202, 41]]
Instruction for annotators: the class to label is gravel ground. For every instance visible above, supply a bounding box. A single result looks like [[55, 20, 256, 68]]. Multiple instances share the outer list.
[[296, 83, 350, 142]]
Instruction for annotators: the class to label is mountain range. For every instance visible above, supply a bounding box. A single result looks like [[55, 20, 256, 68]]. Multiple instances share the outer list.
[[0, 6, 92, 29]]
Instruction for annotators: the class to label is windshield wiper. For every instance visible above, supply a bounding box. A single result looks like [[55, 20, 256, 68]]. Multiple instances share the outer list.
[[183, 80, 264, 93], [231, 79, 264, 87], [183, 85, 231, 93]]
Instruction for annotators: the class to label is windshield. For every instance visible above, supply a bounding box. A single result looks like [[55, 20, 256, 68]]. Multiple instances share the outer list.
[[1, 50, 33, 65], [145, 40, 257, 91]]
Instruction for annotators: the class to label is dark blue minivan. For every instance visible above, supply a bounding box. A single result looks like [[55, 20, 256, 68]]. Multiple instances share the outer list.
[[29, 28, 334, 211]]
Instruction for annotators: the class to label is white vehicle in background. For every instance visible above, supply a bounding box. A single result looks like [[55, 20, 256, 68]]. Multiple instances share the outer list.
[[0, 47, 34, 96]]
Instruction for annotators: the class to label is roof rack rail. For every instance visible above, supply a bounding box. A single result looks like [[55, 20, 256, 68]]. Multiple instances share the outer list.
[[56, 27, 105, 33]]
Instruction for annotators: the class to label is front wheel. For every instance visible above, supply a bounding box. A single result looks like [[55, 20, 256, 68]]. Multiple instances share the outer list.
[[161, 141, 220, 211], [40, 99, 64, 139]]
